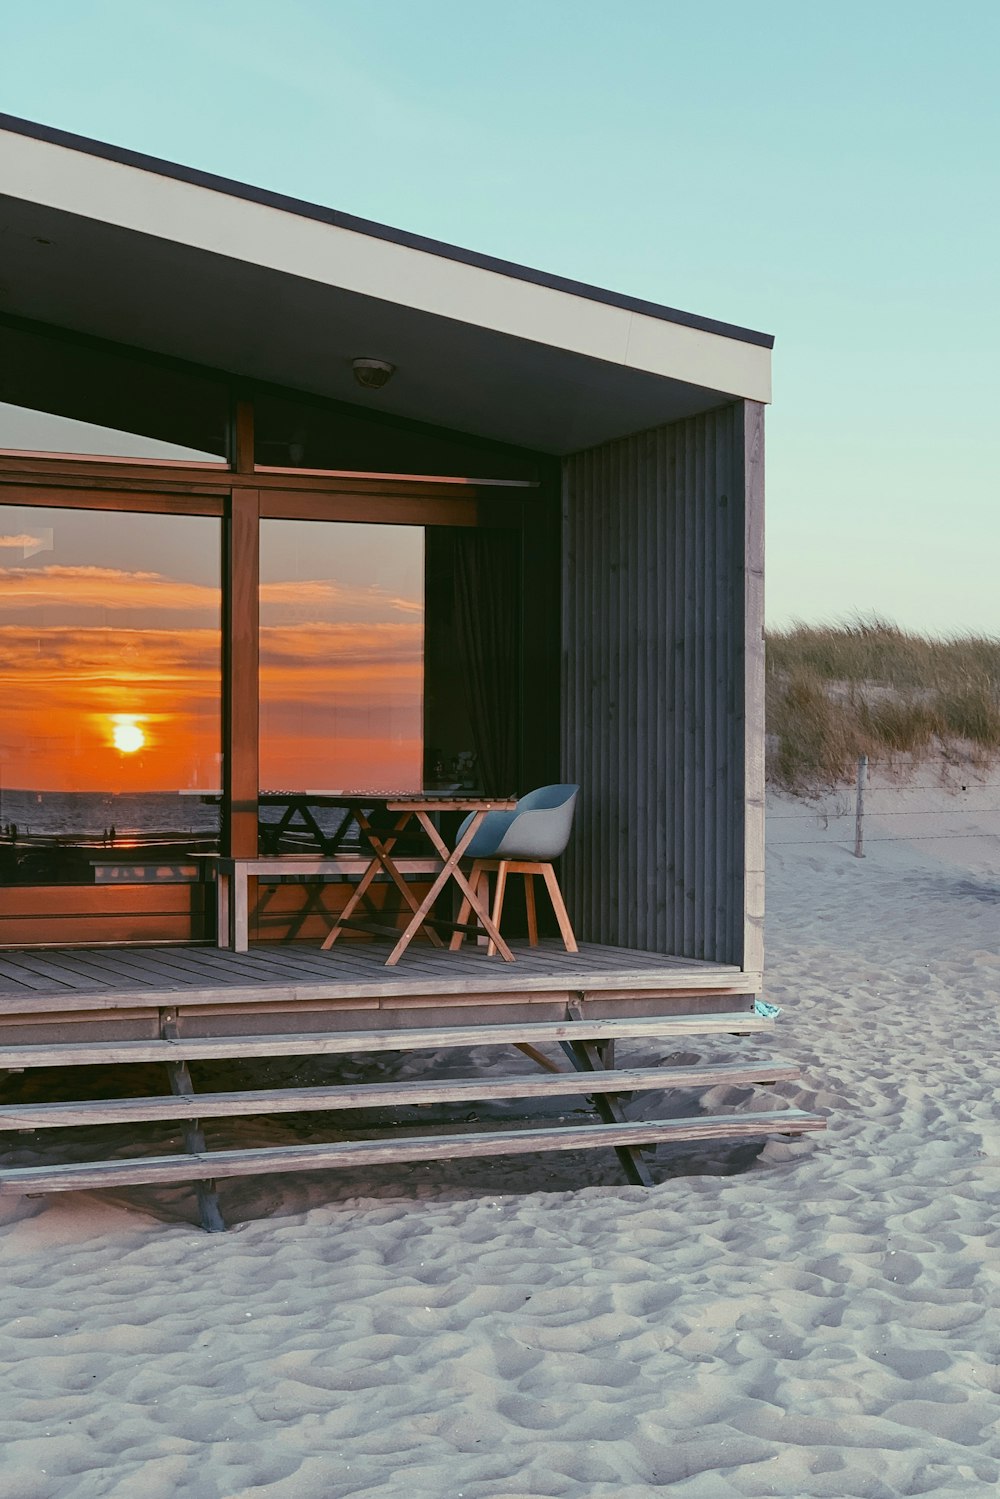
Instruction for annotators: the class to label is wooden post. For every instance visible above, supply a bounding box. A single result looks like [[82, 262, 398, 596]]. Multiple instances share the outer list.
[[229, 396, 255, 475], [222, 489, 260, 862], [159, 1008, 225, 1233], [854, 754, 867, 858], [563, 1000, 653, 1187]]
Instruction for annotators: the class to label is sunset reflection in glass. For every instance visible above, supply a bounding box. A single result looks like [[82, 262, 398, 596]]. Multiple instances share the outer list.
[[259, 519, 423, 792], [0, 504, 221, 882]]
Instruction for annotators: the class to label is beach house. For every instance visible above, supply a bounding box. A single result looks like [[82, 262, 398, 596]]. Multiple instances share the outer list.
[[0, 114, 821, 1221]]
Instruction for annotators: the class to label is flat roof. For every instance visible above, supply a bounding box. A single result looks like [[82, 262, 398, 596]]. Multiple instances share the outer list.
[[0, 114, 772, 451]]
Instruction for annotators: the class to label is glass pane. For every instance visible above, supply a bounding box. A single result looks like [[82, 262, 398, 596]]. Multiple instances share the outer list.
[[0, 504, 221, 886], [0, 322, 228, 461], [259, 520, 424, 792], [0, 402, 222, 462]]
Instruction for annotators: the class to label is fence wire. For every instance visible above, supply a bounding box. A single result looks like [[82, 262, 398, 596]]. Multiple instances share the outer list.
[[769, 764, 1000, 846]]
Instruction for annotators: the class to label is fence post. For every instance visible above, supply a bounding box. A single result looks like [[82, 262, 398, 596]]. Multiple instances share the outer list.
[[854, 754, 867, 858]]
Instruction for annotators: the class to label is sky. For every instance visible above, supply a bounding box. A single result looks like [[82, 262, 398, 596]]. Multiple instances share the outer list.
[[2, 0, 999, 636]]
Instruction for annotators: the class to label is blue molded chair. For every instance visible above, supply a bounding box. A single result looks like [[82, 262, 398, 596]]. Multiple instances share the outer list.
[[451, 784, 579, 954]]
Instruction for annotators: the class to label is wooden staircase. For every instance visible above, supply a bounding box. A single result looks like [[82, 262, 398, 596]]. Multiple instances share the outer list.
[[0, 1009, 825, 1229]]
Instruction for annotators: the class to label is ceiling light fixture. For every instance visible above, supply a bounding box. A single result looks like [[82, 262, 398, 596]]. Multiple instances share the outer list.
[[352, 357, 396, 390]]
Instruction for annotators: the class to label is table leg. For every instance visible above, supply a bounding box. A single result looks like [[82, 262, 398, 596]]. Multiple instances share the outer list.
[[320, 810, 444, 951], [355, 811, 445, 948], [386, 812, 515, 965], [233, 867, 250, 954], [216, 867, 230, 950]]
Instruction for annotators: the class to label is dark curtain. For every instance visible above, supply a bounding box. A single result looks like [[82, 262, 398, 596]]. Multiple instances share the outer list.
[[453, 529, 521, 796]]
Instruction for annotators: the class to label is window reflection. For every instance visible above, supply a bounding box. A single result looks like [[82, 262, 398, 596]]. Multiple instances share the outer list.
[[259, 520, 424, 792], [0, 505, 221, 886], [0, 402, 222, 462]]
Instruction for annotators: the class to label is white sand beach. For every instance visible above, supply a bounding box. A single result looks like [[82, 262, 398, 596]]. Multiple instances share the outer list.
[[2, 769, 999, 1498]]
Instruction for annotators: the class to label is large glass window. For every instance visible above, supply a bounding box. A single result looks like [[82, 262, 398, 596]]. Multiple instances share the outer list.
[[0, 504, 221, 886], [0, 322, 228, 461], [259, 520, 424, 791]]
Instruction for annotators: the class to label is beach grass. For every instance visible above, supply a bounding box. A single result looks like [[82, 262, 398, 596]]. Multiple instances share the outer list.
[[766, 617, 1000, 791]]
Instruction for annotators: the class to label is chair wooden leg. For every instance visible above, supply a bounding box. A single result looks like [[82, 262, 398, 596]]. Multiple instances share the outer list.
[[487, 861, 508, 958], [541, 863, 578, 953], [524, 872, 538, 946]]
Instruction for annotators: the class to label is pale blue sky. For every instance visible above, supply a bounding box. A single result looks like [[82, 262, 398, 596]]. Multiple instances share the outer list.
[[4, 0, 998, 634]]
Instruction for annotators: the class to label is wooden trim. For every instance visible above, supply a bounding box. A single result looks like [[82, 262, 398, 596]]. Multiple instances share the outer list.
[[0, 473, 479, 526], [0, 483, 224, 515], [254, 465, 536, 488], [260, 490, 477, 526], [741, 401, 766, 976], [0, 1012, 773, 1063], [0, 456, 225, 495], [223, 488, 259, 859], [0, 448, 228, 469], [255, 473, 481, 499], [0, 454, 488, 506], [0, 454, 474, 495]]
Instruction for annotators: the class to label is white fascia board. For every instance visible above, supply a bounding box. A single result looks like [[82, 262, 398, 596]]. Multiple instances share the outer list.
[[1, 130, 772, 404]]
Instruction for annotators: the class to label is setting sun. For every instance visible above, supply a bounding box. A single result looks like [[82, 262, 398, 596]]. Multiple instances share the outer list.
[[111, 718, 145, 754]]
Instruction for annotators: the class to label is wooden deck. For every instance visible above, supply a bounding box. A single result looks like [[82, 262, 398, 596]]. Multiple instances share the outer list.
[[0, 938, 752, 1001], [0, 941, 819, 1225], [0, 939, 760, 1040]]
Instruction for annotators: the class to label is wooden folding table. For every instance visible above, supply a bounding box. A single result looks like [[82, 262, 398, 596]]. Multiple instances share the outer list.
[[320, 794, 518, 965]]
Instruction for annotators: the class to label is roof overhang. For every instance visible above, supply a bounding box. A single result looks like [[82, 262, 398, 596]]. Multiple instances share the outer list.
[[0, 116, 772, 455]]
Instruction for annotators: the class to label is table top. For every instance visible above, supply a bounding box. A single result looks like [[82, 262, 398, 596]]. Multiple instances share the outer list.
[[314, 792, 517, 812], [179, 789, 517, 809], [384, 796, 516, 812]]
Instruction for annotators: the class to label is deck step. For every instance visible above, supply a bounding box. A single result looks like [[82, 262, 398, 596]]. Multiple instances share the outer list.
[[0, 1109, 826, 1193], [0, 1012, 769, 1071], [0, 1061, 800, 1129]]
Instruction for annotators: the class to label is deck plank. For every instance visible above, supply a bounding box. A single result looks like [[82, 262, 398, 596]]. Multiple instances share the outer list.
[[0, 955, 83, 991], [36, 949, 166, 989], [0, 1012, 771, 1068], [0, 940, 755, 1014], [0, 1063, 801, 1128], [0, 1110, 826, 1193]]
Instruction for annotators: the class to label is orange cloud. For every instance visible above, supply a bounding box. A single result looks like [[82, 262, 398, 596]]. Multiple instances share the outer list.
[[0, 533, 45, 550], [0, 564, 220, 613], [260, 578, 422, 623], [0, 565, 422, 628]]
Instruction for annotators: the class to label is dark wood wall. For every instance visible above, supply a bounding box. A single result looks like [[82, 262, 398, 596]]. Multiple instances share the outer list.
[[560, 401, 765, 972]]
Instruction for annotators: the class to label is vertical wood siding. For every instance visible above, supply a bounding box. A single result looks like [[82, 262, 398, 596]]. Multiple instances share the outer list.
[[561, 402, 764, 968]]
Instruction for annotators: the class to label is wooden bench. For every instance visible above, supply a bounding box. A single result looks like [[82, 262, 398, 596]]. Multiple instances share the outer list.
[[203, 855, 440, 952], [0, 1010, 825, 1230]]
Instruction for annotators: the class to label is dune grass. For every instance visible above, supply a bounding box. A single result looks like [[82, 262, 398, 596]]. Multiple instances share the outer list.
[[766, 618, 1000, 792]]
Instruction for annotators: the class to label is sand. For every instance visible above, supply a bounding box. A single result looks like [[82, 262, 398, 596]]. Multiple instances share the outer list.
[[1, 767, 999, 1497]]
